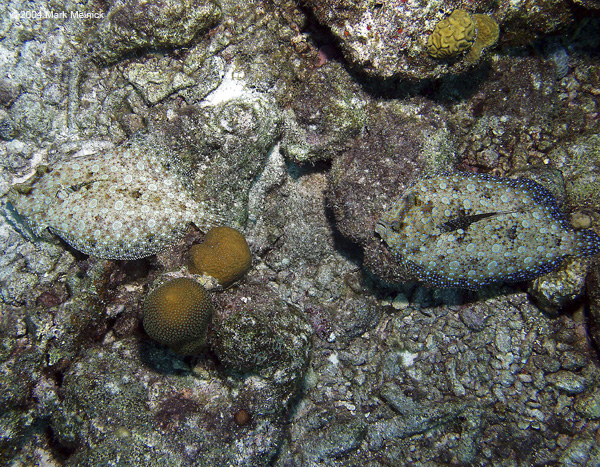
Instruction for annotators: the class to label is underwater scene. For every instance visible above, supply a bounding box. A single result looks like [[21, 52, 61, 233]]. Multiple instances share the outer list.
[[1, 0, 600, 465]]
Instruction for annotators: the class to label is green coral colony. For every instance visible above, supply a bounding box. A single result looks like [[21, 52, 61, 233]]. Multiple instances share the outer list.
[[8, 142, 220, 259], [376, 173, 600, 289]]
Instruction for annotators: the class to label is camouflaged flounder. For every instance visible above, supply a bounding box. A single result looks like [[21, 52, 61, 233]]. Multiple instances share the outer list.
[[375, 172, 600, 289], [8, 142, 221, 260]]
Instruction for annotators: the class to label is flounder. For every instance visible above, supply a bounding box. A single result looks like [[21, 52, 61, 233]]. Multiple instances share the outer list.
[[375, 172, 600, 289], [7, 142, 220, 260]]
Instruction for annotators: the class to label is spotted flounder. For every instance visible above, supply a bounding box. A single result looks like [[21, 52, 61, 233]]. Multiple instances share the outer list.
[[375, 172, 600, 289], [8, 142, 221, 260]]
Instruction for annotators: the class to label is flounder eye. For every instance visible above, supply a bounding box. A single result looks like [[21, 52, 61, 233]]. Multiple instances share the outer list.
[[405, 193, 418, 206], [390, 220, 403, 233]]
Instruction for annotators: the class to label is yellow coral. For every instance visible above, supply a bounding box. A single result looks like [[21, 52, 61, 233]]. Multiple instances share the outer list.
[[427, 10, 476, 59], [466, 14, 500, 64], [427, 10, 499, 63], [188, 226, 252, 288], [143, 278, 213, 355]]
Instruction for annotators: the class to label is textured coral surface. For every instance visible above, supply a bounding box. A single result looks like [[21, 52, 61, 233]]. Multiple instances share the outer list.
[[143, 277, 213, 355], [188, 226, 252, 287]]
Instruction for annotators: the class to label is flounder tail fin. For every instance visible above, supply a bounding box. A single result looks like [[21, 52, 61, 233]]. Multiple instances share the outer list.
[[193, 201, 227, 232]]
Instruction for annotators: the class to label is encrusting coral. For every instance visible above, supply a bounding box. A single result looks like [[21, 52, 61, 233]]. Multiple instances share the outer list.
[[427, 10, 499, 63], [142, 277, 213, 355], [188, 226, 252, 288]]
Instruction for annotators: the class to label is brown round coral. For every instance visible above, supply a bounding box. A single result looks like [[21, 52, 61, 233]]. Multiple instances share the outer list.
[[188, 226, 252, 288], [142, 278, 213, 355], [233, 409, 251, 426]]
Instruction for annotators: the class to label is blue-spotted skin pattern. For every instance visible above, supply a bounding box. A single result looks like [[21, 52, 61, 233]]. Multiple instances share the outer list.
[[376, 172, 600, 289]]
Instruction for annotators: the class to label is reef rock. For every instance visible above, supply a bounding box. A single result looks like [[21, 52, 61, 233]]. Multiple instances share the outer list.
[[89, 0, 222, 65], [302, 1, 572, 79], [327, 101, 456, 283]]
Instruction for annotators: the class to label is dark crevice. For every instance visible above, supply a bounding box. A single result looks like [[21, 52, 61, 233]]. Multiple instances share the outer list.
[[295, 1, 347, 66], [285, 158, 331, 178], [45, 425, 77, 463], [323, 201, 364, 268]]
